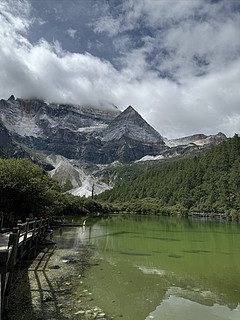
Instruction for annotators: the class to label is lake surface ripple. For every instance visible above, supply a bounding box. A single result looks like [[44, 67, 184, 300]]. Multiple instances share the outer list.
[[61, 215, 240, 320]]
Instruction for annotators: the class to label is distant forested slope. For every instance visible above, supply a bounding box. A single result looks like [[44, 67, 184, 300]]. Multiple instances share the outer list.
[[97, 135, 240, 218]]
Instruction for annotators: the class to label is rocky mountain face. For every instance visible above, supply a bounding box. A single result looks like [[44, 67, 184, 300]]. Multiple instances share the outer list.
[[0, 96, 227, 196], [100, 105, 167, 162], [0, 96, 121, 163], [0, 117, 31, 160], [160, 132, 227, 160], [0, 97, 169, 164], [165, 133, 227, 148]]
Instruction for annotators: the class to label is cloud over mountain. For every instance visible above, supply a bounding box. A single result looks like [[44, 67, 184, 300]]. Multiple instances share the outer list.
[[0, 0, 240, 138]]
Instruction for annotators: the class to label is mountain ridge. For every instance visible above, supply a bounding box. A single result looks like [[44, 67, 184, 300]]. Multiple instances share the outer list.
[[0, 96, 228, 196]]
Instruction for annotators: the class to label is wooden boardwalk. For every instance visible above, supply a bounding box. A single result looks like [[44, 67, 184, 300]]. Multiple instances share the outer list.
[[0, 218, 52, 319]]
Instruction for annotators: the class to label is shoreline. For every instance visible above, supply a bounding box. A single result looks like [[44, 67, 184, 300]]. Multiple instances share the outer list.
[[4, 243, 111, 320]]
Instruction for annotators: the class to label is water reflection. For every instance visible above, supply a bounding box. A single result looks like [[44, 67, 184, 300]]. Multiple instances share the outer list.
[[147, 293, 240, 320], [54, 215, 240, 320]]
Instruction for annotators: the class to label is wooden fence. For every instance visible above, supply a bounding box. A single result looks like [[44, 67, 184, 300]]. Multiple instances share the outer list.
[[0, 218, 52, 319]]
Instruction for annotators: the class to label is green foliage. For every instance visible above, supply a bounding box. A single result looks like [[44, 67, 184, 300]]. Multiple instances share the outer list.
[[54, 193, 102, 216], [99, 161, 149, 186], [61, 179, 75, 193], [97, 135, 240, 217], [0, 158, 60, 215], [0, 158, 102, 222]]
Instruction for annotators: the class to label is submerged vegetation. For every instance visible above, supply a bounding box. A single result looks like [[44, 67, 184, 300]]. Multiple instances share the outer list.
[[0, 158, 101, 225], [97, 135, 240, 219]]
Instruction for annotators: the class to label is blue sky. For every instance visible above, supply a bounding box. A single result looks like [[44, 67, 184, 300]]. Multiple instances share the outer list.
[[0, 0, 240, 138]]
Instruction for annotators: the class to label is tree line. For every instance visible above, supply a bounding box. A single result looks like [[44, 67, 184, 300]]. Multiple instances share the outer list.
[[96, 135, 240, 219]]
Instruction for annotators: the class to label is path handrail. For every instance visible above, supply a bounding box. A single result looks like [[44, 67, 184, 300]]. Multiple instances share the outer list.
[[17, 218, 49, 244], [0, 217, 51, 318], [0, 245, 14, 316]]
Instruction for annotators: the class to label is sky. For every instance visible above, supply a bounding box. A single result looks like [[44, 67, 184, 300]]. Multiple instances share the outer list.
[[0, 0, 240, 139]]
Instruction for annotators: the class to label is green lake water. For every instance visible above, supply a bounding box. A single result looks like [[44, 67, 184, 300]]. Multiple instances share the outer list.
[[56, 215, 240, 320]]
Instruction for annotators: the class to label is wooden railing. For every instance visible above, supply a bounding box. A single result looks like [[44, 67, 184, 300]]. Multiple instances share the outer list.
[[17, 217, 49, 244], [0, 218, 51, 319]]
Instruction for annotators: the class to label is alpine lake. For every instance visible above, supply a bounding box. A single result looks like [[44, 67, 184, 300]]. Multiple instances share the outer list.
[[49, 214, 240, 320]]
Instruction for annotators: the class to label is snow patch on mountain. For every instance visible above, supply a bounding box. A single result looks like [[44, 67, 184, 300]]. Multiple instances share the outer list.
[[164, 132, 226, 148], [39, 113, 58, 128], [46, 154, 112, 197], [5, 116, 42, 138], [135, 155, 165, 162], [69, 177, 112, 198], [164, 137, 206, 147], [0, 100, 41, 137], [76, 124, 108, 133]]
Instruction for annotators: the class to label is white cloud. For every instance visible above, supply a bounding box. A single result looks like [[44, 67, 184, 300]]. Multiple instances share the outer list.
[[0, 1, 118, 108], [67, 28, 77, 39], [0, 0, 240, 139]]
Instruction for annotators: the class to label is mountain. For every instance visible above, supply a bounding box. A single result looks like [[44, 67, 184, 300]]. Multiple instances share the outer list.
[[165, 133, 227, 148], [102, 105, 163, 143], [0, 96, 120, 163], [100, 105, 167, 162], [0, 97, 169, 164], [0, 117, 34, 160], [0, 96, 227, 196], [160, 132, 227, 160]]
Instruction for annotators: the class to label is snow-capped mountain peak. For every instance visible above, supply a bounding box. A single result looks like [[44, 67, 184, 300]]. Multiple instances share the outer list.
[[102, 105, 164, 143]]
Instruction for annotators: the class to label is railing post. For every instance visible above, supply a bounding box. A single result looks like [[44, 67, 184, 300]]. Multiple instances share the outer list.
[[4, 229, 20, 310], [24, 218, 30, 243], [32, 219, 37, 238], [8, 228, 20, 263], [34, 218, 38, 234], [17, 220, 22, 237], [39, 218, 43, 236], [0, 249, 12, 313], [17, 220, 22, 228], [17, 221, 24, 259]]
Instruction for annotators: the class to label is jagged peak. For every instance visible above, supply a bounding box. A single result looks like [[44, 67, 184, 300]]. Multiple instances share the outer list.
[[125, 105, 136, 112], [101, 105, 163, 143], [216, 132, 227, 138], [111, 105, 147, 124], [8, 95, 15, 101], [121, 105, 141, 116]]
